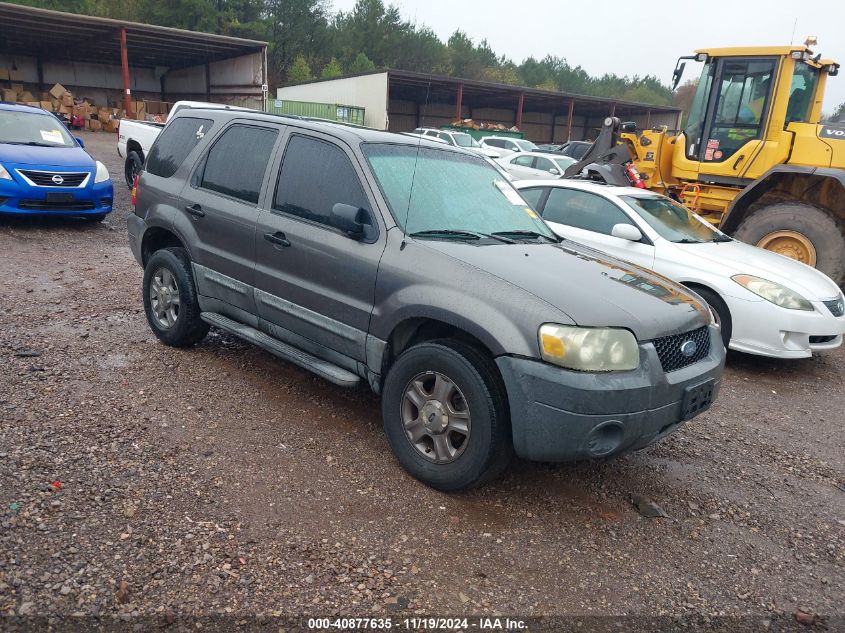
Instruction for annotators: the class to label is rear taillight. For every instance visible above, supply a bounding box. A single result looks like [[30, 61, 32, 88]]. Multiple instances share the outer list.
[[131, 175, 139, 207], [625, 163, 646, 189]]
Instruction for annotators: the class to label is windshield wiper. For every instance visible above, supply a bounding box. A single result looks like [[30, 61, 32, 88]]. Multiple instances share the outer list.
[[711, 235, 732, 243], [492, 230, 560, 243], [409, 229, 483, 241], [674, 238, 706, 244], [2, 141, 56, 147]]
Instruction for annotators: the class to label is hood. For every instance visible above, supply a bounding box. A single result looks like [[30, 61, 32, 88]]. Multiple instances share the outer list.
[[471, 147, 502, 158], [419, 238, 710, 340], [675, 240, 842, 300], [0, 143, 94, 169]]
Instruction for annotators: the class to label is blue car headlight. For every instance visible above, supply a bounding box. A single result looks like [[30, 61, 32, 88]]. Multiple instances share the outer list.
[[94, 161, 110, 184]]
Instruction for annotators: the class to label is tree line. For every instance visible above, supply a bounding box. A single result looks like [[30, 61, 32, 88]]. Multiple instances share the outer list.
[[16, 0, 679, 107]]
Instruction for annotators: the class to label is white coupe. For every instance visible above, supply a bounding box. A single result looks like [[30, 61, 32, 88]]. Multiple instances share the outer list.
[[514, 179, 845, 359]]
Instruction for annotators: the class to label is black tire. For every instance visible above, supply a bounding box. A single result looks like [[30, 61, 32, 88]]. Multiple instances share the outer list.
[[381, 339, 513, 491], [691, 286, 732, 349], [124, 150, 143, 188], [81, 213, 107, 223], [142, 247, 209, 347], [732, 202, 845, 284]]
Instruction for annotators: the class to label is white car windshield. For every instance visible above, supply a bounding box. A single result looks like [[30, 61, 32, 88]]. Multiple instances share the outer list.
[[622, 195, 731, 244], [515, 140, 539, 151], [452, 133, 478, 147], [0, 110, 76, 147], [364, 143, 556, 240]]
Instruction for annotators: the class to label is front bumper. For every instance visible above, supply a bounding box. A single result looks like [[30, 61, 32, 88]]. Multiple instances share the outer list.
[[727, 295, 845, 358], [496, 325, 725, 462], [0, 178, 113, 217]]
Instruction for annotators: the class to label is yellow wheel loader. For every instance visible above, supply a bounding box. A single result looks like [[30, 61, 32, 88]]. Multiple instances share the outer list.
[[563, 46, 845, 284]]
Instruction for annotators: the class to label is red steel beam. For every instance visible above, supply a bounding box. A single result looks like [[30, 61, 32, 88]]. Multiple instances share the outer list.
[[515, 92, 525, 130], [120, 27, 133, 117], [565, 98, 575, 141], [455, 82, 463, 120]]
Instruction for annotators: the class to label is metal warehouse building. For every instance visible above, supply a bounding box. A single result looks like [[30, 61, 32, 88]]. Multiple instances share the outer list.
[[0, 2, 268, 116], [276, 70, 682, 143]]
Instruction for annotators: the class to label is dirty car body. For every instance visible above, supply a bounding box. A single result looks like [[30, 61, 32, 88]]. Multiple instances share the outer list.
[[127, 109, 725, 489]]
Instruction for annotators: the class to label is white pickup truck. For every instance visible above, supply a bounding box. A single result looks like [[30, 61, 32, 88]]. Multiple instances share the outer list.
[[117, 101, 250, 188]]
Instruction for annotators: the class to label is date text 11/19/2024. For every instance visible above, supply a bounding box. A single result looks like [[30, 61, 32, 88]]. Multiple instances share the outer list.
[[307, 617, 527, 630]]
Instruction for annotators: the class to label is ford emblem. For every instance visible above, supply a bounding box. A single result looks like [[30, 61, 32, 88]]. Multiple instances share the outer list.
[[51, 174, 64, 185], [680, 340, 697, 357]]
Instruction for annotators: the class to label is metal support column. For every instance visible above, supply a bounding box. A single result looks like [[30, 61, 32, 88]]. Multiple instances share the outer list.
[[119, 27, 133, 117], [515, 92, 524, 130], [455, 82, 463, 121], [565, 98, 575, 141]]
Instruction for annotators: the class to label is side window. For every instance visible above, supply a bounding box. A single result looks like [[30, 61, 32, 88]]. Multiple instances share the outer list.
[[512, 155, 535, 167], [507, 141, 519, 152], [274, 135, 368, 228], [485, 138, 503, 148], [543, 189, 633, 236], [707, 58, 776, 161], [535, 156, 556, 173], [424, 130, 439, 137], [437, 132, 454, 145], [519, 187, 546, 210], [146, 117, 213, 178], [200, 124, 278, 204]]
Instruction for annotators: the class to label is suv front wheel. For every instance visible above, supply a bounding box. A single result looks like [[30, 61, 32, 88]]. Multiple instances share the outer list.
[[142, 247, 209, 347], [381, 340, 513, 491]]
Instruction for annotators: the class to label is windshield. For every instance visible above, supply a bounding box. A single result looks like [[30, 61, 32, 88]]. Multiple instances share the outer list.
[[452, 133, 478, 147], [516, 139, 539, 151], [0, 110, 76, 147], [363, 143, 556, 239], [621, 195, 728, 243], [786, 61, 819, 123]]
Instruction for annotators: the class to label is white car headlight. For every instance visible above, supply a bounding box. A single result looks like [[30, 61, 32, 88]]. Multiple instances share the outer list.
[[732, 274, 813, 311], [539, 324, 640, 372], [0, 163, 11, 181], [94, 161, 110, 184]]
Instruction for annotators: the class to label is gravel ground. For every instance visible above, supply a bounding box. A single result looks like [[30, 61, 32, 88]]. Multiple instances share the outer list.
[[1, 131, 843, 630]]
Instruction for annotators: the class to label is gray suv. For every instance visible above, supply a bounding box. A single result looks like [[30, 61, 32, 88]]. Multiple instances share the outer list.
[[127, 109, 725, 490]]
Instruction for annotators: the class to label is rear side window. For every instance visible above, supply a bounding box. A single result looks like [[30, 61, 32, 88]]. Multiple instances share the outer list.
[[200, 124, 278, 203], [274, 135, 368, 226], [512, 155, 534, 167], [146, 117, 213, 178], [519, 187, 546, 210]]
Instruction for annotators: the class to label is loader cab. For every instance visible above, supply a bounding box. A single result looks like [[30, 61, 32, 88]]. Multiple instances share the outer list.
[[674, 47, 830, 183]]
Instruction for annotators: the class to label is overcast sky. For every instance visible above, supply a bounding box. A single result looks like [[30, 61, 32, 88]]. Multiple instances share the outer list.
[[331, 0, 845, 112]]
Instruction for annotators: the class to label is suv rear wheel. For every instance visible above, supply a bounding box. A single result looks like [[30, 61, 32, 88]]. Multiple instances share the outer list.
[[142, 247, 209, 347], [381, 340, 512, 491]]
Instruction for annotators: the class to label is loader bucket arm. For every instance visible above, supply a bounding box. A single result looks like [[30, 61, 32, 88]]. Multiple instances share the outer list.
[[561, 116, 635, 186]]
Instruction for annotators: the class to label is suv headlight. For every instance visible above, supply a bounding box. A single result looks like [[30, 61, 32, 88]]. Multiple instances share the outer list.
[[732, 274, 813, 311], [94, 161, 110, 183], [539, 324, 640, 372], [0, 163, 11, 181]]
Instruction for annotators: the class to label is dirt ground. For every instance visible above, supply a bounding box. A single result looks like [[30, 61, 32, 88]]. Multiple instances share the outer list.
[[1, 131, 843, 630]]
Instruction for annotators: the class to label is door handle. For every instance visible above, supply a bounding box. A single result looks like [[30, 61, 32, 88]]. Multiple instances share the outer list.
[[731, 154, 746, 171], [264, 231, 291, 248], [185, 204, 205, 218]]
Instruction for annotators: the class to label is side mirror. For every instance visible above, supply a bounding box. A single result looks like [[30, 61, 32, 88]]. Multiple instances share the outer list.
[[75, 137, 85, 148], [549, 168, 560, 175], [611, 224, 643, 242], [331, 203, 372, 240]]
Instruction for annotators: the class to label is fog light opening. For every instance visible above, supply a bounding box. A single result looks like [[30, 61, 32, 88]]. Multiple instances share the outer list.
[[586, 421, 624, 457]]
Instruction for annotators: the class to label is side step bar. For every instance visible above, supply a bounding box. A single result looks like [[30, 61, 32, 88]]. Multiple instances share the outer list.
[[200, 312, 361, 388]]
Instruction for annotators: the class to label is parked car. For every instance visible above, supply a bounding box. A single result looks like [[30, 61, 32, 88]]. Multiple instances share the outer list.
[[496, 151, 576, 180], [479, 136, 538, 154], [536, 140, 592, 160], [412, 128, 502, 158], [513, 179, 845, 358], [118, 100, 250, 188], [0, 103, 113, 221], [128, 109, 724, 490]]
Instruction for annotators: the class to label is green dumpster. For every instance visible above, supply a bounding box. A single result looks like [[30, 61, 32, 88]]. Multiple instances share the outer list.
[[267, 99, 365, 125]]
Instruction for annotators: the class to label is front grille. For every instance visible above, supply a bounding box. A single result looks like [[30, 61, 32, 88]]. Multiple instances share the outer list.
[[823, 297, 844, 317], [18, 170, 88, 187], [652, 325, 711, 373], [18, 199, 95, 211]]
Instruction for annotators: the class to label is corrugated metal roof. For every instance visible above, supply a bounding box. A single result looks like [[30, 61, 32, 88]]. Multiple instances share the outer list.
[[0, 2, 266, 69]]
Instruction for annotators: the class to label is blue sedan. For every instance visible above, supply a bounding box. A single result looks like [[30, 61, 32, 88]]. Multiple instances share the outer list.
[[0, 103, 113, 221]]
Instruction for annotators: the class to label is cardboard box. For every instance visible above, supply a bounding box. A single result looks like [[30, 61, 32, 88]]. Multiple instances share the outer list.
[[57, 103, 72, 115], [2, 89, 17, 102], [0, 69, 9, 81], [40, 100, 53, 111], [8, 69, 23, 81], [19, 91, 35, 103], [10, 83, 24, 94], [25, 101, 41, 108], [88, 119, 102, 131], [61, 93, 74, 107], [49, 83, 68, 100], [104, 120, 119, 133]]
